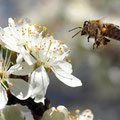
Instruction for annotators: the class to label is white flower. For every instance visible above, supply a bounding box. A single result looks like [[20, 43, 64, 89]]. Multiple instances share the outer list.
[[0, 18, 82, 103], [0, 49, 32, 110], [0, 18, 37, 65], [69, 109, 94, 120], [42, 105, 69, 120]]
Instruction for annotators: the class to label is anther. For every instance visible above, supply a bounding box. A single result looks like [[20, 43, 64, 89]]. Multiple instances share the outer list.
[[18, 20, 23, 24]]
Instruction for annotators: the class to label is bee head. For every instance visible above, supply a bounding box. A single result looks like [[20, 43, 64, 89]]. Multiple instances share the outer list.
[[81, 21, 90, 35]]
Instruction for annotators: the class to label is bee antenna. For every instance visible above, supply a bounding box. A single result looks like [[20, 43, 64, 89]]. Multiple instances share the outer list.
[[68, 27, 81, 32], [72, 30, 81, 38]]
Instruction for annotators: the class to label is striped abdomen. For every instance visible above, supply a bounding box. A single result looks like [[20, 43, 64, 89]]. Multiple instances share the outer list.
[[105, 24, 120, 41]]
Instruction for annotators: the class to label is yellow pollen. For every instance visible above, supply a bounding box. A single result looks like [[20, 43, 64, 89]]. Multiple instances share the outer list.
[[75, 109, 80, 114], [18, 20, 23, 24], [29, 23, 32, 26], [54, 109, 60, 113], [45, 33, 50, 37], [75, 115, 79, 118], [9, 82, 13, 86], [10, 34, 13, 36], [43, 26, 47, 31], [34, 24, 37, 27], [85, 109, 90, 113], [17, 29, 19, 32], [68, 60, 71, 63], [87, 115, 92, 118], [38, 26, 42, 29], [51, 33, 54, 35], [54, 56, 56, 59], [6, 88, 9, 91], [2, 34, 4, 36], [28, 28, 31, 32], [22, 33, 25, 36], [58, 40, 64, 44], [37, 30, 40, 33], [14, 18, 16, 21]]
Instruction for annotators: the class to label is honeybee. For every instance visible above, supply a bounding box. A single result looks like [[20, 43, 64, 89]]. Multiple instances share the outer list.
[[69, 20, 120, 49]]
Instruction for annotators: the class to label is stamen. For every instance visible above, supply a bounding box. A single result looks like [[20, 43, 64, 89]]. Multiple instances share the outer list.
[[75, 109, 80, 114], [14, 18, 17, 21], [87, 115, 92, 118], [9, 82, 13, 86], [34, 24, 37, 27], [18, 20, 23, 24], [38, 26, 42, 29], [54, 109, 60, 113], [75, 115, 79, 118], [6, 88, 9, 91], [22, 33, 25, 36], [43, 26, 47, 31], [2, 34, 4, 36], [58, 40, 64, 44], [85, 109, 90, 113], [29, 23, 32, 26]]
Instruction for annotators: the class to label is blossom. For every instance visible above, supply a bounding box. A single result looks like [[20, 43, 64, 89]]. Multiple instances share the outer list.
[[0, 49, 32, 110], [0, 18, 82, 103], [42, 105, 69, 120], [0, 18, 37, 65], [69, 109, 94, 120]]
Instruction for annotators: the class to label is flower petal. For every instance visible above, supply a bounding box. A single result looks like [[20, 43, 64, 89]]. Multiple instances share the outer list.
[[51, 66, 82, 87], [0, 27, 20, 53], [29, 66, 49, 103], [2, 105, 25, 120], [9, 78, 32, 100], [42, 106, 69, 120], [8, 62, 33, 76], [18, 46, 36, 65], [52, 61, 72, 74], [0, 85, 8, 110]]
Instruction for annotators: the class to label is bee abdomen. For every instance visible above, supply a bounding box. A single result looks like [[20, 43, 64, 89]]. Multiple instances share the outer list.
[[105, 24, 120, 40]]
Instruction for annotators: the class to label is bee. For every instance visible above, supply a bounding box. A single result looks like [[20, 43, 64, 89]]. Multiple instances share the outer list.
[[69, 20, 120, 49]]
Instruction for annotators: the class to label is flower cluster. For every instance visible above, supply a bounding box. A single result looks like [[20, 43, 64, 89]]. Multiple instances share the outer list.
[[42, 105, 94, 120], [0, 18, 82, 109], [0, 105, 94, 120]]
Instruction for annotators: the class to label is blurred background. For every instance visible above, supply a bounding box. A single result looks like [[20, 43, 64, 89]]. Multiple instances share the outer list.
[[0, 0, 120, 120]]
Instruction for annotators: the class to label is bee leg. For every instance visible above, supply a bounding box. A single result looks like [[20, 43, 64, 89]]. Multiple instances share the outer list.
[[87, 35, 90, 42], [93, 42, 96, 49], [103, 37, 111, 45], [96, 41, 100, 48]]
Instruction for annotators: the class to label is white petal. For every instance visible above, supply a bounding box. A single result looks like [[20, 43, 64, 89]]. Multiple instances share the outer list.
[[18, 46, 36, 65], [80, 109, 94, 120], [52, 66, 82, 87], [9, 78, 32, 100], [2, 105, 25, 120], [8, 18, 15, 26], [57, 106, 69, 119], [8, 62, 33, 76], [0, 27, 19, 53], [29, 66, 49, 103], [0, 85, 8, 110], [42, 106, 69, 120], [16, 54, 23, 63], [52, 61, 72, 74]]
